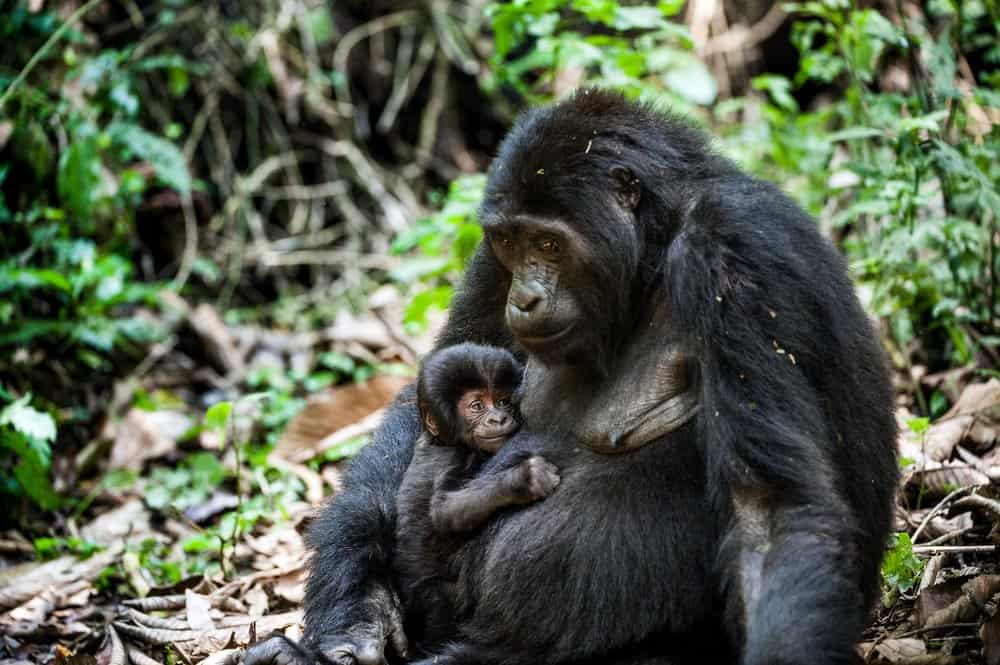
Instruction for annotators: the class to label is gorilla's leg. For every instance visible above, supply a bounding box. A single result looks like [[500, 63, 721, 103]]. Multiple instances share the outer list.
[[243, 389, 418, 665]]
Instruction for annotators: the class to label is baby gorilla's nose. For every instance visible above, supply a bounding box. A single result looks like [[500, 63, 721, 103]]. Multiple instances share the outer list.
[[486, 410, 511, 427]]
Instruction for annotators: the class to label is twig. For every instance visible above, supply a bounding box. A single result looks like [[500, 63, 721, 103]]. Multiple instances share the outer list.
[[953, 492, 1000, 518], [0, 0, 105, 109], [256, 250, 396, 270], [702, 4, 788, 56], [170, 192, 199, 291], [912, 544, 996, 554], [261, 182, 348, 201], [912, 485, 974, 543], [430, 0, 478, 74], [921, 526, 974, 546], [321, 140, 410, 231], [332, 10, 421, 115], [416, 48, 450, 169]]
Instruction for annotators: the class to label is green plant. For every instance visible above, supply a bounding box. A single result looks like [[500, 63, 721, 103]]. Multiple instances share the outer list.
[[719, 1, 999, 374], [0, 3, 197, 504], [487, 0, 710, 108], [0, 391, 58, 508], [391, 174, 487, 331], [882, 532, 924, 602]]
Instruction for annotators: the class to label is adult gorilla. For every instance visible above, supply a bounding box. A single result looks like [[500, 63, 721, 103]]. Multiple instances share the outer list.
[[245, 89, 897, 665]]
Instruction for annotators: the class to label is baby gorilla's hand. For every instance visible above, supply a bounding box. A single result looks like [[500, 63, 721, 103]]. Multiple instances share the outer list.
[[515, 455, 561, 500]]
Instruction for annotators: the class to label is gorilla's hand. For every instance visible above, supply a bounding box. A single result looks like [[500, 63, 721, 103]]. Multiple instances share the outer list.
[[316, 614, 409, 665], [240, 594, 407, 665]]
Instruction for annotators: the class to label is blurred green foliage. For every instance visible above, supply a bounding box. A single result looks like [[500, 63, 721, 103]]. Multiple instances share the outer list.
[[720, 1, 999, 370], [391, 174, 486, 333], [0, 2, 194, 506]]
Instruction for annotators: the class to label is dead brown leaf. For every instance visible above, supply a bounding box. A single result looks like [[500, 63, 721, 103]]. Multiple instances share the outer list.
[[903, 466, 990, 500], [871, 637, 958, 664], [924, 416, 974, 462], [81, 499, 153, 545], [109, 410, 193, 471], [874, 637, 927, 662], [274, 375, 408, 462], [243, 586, 269, 618], [919, 574, 1000, 628], [185, 591, 215, 633], [944, 379, 1000, 420]]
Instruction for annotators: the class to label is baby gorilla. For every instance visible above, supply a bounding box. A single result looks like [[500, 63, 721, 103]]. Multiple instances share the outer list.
[[394, 342, 560, 647]]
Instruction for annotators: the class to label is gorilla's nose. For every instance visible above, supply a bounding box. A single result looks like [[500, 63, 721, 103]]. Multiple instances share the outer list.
[[487, 412, 511, 427], [510, 290, 541, 313]]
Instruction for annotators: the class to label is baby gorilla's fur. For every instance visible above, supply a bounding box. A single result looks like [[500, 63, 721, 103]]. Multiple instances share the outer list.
[[394, 343, 560, 648]]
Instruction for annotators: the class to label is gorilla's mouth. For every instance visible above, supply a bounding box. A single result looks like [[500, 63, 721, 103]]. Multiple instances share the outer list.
[[515, 324, 575, 348]]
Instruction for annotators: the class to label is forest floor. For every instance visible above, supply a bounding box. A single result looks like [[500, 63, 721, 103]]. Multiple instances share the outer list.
[[3, 296, 1000, 665]]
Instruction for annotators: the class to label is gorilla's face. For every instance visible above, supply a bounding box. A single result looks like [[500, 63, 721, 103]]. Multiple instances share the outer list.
[[479, 120, 645, 371], [487, 216, 585, 358]]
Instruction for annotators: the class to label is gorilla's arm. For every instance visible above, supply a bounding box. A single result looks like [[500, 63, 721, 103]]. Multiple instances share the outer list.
[[666, 182, 896, 665], [243, 247, 515, 665], [298, 387, 416, 664]]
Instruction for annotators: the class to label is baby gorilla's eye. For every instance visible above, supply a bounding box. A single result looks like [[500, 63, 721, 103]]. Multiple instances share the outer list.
[[538, 238, 559, 255], [496, 397, 511, 409], [492, 234, 513, 251], [469, 401, 484, 413]]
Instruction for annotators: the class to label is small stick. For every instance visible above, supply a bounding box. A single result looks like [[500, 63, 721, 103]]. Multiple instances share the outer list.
[[912, 544, 996, 555], [912, 486, 974, 543]]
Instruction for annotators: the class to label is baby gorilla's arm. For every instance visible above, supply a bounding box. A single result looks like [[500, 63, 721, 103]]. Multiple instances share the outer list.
[[430, 455, 560, 533]]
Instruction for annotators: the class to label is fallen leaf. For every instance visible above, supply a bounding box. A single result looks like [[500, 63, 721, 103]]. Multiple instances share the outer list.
[[185, 590, 216, 632], [874, 637, 926, 662], [109, 410, 193, 471], [924, 415, 973, 462], [903, 465, 990, 500], [274, 375, 408, 462], [80, 499, 152, 545], [243, 586, 269, 618], [921, 575, 1000, 628], [943, 379, 1000, 420], [983, 607, 1000, 665]]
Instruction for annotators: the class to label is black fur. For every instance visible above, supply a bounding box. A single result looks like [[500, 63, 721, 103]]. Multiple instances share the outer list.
[[242, 89, 898, 665], [415, 343, 523, 445], [396, 343, 546, 651]]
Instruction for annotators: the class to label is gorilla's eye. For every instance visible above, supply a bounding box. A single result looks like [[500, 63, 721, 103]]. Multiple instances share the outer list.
[[469, 401, 484, 413], [497, 397, 511, 408], [493, 234, 513, 250], [538, 239, 560, 256]]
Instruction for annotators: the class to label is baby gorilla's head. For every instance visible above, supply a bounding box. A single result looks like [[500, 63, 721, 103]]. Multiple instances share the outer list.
[[416, 343, 524, 453]]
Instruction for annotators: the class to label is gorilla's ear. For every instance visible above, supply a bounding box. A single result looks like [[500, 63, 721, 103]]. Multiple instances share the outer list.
[[610, 166, 641, 211], [423, 412, 440, 437]]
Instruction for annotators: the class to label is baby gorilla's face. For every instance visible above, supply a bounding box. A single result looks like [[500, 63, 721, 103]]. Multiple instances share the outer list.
[[457, 389, 519, 453]]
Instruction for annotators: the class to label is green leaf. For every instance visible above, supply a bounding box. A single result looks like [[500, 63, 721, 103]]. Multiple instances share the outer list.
[[107, 122, 191, 194], [57, 134, 101, 221], [403, 286, 453, 328], [1, 395, 56, 443], [663, 55, 717, 105], [321, 435, 369, 462], [0, 267, 72, 294], [906, 417, 930, 435], [305, 6, 335, 46], [881, 532, 923, 595], [613, 6, 666, 30], [204, 402, 232, 434], [0, 429, 58, 509], [752, 75, 798, 112]]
